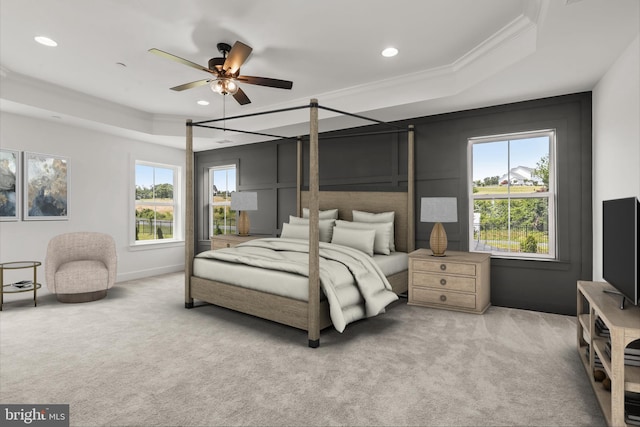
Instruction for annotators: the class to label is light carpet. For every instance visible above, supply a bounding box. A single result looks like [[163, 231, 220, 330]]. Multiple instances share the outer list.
[[0, 272, 605, 426]]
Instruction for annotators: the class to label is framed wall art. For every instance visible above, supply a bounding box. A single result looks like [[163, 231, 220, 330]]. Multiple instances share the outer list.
[[23, 152, 69, 220], [0, 149, 20, 221]]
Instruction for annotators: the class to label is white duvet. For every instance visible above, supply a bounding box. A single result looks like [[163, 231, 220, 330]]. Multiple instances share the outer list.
[[196, 237, 398, 332]]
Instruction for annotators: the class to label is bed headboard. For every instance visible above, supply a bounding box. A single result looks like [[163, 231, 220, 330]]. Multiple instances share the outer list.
[[299, 190, 412, 253]]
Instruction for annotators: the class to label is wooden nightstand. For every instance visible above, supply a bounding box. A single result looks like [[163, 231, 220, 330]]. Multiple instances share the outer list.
[[210, 234, 269, 250], [408, 249, 490, 314]]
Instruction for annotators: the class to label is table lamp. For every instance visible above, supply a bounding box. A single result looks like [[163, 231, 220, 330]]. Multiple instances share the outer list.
[[231, 192, 258, 236], [420, 197, 458, 256]]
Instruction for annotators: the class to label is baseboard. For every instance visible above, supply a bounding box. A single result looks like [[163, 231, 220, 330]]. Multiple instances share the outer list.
[[116, 264, 184, 283]]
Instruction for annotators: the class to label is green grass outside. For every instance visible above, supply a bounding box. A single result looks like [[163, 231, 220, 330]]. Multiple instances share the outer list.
[[474, 229, 549, 253], [136, 230, 173, 240], [473, 185, 545, 195]]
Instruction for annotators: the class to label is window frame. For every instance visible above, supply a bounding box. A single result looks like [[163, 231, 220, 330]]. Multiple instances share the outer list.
[[132, 160, 182, 247], [209, 164, 237, 237], [468, 129, 557, 260]]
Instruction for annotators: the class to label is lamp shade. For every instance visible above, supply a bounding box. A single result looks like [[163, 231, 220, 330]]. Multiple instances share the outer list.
[[420, 197, 458, 223], [231, 192, 257, 236], [230, 192, 258, 211], [420, 197, 458, 257]]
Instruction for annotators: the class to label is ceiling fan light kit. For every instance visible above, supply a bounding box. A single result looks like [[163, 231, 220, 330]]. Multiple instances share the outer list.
[[149, 40, 293, 106], [210, 79, 239, 95]]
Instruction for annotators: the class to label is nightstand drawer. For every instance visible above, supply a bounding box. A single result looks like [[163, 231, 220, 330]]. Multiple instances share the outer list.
[[412, 288, 476, 310], [212, 240, 232, 250], [211, 234, 269, 250], [412, 272, 476, 293], [412, 260, 476, 276]]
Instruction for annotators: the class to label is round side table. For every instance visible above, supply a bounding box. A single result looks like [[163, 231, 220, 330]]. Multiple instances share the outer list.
[[0, 261, 42, 311]]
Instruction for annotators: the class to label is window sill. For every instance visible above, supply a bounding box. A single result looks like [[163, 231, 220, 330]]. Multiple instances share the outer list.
[[129, 239, 185, 251], [488, 255, 571, 271]]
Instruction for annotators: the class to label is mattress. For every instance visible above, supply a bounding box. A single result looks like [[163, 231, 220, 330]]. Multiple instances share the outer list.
[[192, 246, 407, 302]]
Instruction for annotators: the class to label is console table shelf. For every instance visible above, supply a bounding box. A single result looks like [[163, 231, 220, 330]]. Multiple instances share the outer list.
[[577, 280, 640, 427]]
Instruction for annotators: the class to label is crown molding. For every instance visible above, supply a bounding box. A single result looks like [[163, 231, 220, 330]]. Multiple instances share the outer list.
[[0, 4, 541, 151]]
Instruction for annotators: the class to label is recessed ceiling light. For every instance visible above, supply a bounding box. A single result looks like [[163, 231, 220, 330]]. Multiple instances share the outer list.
[[197, 100, 210, 106], [381, 47, 398, 58], [34, 36, 57, 47]]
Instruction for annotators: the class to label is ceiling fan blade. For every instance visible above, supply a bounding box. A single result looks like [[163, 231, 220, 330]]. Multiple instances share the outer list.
[[232, 87, 251, 105], [223, 41, 253, 75], [149, 48, 213, 74], [170, 79, 211, 91], [236, 75, 293, 90]]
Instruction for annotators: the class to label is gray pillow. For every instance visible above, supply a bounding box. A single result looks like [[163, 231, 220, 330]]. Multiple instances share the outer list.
[[289, 216, 335, 242], [352, 210, 396, 252], [335, 220, 392, 255], [280, 223, 309, 240], [330, 227, 376, 257], [302, 208, 339, 220]]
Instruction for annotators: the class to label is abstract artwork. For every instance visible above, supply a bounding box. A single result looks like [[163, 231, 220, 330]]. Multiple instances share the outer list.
[[0, 149, 20, 221], [24, 152, 68, 220]]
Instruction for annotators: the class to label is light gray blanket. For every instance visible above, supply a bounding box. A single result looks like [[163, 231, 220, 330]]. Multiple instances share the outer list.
[[197, 237, 398, 332]]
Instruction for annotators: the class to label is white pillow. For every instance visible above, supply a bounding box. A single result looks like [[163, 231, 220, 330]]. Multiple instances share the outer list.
[[280, 223, 309, 240], [289, 216, 335, 242], [330, 227, 376, 257], [335, 220, 392, 255], [352, 210, 396, 252], [302, 208, 339, 220]]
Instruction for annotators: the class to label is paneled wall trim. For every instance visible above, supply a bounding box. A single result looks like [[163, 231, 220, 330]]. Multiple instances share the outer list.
[[195, 92, 592, 315]]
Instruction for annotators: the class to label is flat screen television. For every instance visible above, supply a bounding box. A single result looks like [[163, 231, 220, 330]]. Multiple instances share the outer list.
[[602, 196, 639, 308]]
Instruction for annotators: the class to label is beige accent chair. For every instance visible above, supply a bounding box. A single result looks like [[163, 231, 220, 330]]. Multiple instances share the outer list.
[[45, 232, 117, 303]]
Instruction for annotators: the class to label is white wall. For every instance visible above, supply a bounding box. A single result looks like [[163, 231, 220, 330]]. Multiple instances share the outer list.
[[592, 34, 640, 280], [0, 112, 186, 285]]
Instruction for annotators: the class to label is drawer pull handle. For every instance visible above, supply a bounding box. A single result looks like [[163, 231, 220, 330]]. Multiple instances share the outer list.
[[440, 279, 447, 286], [440, 264, 447, 271], [440, 295, 447, 302]]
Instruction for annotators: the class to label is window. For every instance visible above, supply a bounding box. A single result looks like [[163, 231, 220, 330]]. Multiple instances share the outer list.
[[469, 130, 556, 259], [134, 161, 180, 243], [209, 165, 236, 236]]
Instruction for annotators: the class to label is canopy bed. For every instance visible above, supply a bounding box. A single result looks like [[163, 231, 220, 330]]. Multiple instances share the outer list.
[[184, 99, 415, 347]]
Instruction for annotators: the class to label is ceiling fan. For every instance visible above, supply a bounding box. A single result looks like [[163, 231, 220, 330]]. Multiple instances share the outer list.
[[149, 41, 293, 105]]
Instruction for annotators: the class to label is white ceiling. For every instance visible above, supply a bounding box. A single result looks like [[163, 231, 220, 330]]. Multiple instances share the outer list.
[[1, 0, 638, 151]]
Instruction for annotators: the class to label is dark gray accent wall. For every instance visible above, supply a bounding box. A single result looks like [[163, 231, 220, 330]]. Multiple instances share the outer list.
[[195, 92, 592, 315], [194, 141, 293, 251], [404, 93, 593, 315]]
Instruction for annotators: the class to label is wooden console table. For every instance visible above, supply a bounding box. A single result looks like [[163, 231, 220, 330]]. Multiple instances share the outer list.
[[577, 280, 640, 426]]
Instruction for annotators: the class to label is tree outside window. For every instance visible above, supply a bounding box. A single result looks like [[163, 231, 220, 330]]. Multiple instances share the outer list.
[[135, 162, 179, 242], [469, 130, 556, 259]]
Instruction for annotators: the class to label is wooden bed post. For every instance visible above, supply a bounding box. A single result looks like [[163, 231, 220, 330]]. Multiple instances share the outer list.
[[185, 119, 194, 308], [296, 137, 302, 218], [408, 124, 415, 252], [308, 99, 320, 348]]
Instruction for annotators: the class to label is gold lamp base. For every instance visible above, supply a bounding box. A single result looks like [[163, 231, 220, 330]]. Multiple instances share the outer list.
[[237, 211, 251, 236], [429, 222, 448, 256]]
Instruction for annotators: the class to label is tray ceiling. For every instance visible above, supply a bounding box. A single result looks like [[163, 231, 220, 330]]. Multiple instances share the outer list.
[[0, 0, 638, 150]]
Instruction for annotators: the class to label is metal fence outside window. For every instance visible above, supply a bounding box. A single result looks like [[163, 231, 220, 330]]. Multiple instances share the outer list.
[[473, 224, 549, 254], [136, 219, 173, 239]]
